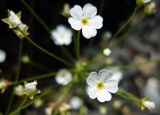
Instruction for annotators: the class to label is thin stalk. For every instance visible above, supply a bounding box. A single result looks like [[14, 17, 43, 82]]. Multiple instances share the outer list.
[[110, 12, 146, 48], [21, 0, 72, 66], [106, 7, 139, 46], [60, 46, 75, 63], [30, 60, 52, 71], [18, 71, 56, 83], [9, 96, 28, 115], [76, 31, 80, 60], [117, 89, 141, 102], [26, 35, 72, 67], [5, 39, 23, 115], [21, 0, 50, 34]]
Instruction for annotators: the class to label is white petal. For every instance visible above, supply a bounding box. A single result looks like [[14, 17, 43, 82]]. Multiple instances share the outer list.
[[87, 86, 98, 99], [97, 90, 112, 102], [82, 26, 97, 39], [86, 72, 98, 86], [83, 4, 97, 18], [68, 17, 82, 30], [70, 5, 82, 20], [89, 16, 103, 29], [98, 68, 113, 82], [105, 80, 118, 93]]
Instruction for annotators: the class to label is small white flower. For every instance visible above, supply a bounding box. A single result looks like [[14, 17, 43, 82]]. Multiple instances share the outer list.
[[0, 78, 11, 93], [68, 3, 103, 39], [55, 69, 72, 85], [0, 49, 6, 63], [45, 107, 53, 115], [33, 98, 43, 108], [141, 99, 155, 110], [8, 10, 22, 28], [22, 55, 30, 64], [23, 81, 41, 99], [51, 25, 72, 45], [86, 68, 119, 102], [69, 96, 81, 110], [103, 48, 111, 56], [14, 84, 24, 96]]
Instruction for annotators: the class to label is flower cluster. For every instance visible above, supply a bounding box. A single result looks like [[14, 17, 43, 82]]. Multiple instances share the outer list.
[[14, 81, 41, 99], [2, 10, 29, 39]]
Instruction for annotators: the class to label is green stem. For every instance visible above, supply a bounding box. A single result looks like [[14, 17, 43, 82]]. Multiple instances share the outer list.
[[99, 0, 104, 15], [21, 0, 73, 67], [76, 31, 80, 60], [18, 71, 56, 83], [110, 12, 146, 48], [9, 96, 28, 115], [106, 7, 139, 46], [60, 46, 75, 63], [5, 39, 23, 115], [117, 89, 140, 103], [26, 35, 72, 67], [21, 0, 51, 34], [30, 60, 51, 71]]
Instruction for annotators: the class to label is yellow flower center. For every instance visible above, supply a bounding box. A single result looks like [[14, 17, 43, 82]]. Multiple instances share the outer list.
[[80, 17, 89, 26], [59, 33, 65, 39], [96, 81, 105, 90]]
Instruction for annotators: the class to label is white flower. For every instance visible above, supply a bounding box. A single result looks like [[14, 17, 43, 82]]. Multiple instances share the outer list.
[[103, 48, 111, 56], [23, 81, 41, 99], [8, 10, 22, 28], [0, 78, 11, 93], [33, 98, 43, 108], [55, 69, 72, 85], [14, 85, 24, 96], [45, 107, 53, 115], [51, 25, 72, 45], [69, 96, 81, 110], [0, 49, 6, 63], [86, 68, 119, 102], [141, 99, 155, 110], [68, 3, 103, 39], [22, 55, 30, 64]]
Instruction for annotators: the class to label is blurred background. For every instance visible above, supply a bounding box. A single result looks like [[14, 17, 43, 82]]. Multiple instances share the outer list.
[[0, 0, 160, 115]]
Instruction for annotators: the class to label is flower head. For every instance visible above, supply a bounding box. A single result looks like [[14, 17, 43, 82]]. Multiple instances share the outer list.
[[0, 49, 6, 63], [23, 81, 41, 99], [69, 96, 81, 110], [14, 84, 24, 96], [2, 10, 22, 28], [0, 78, 11, 93], [68, 3, 103, 39], [51, 25, 72, 46], [103, 48, 111, 56], [86, 68, 119, 102], [140, 98, 155, 111], [144, 2, 157, 15], [55, 69, 72, 85], [2, 10, 29, 39]]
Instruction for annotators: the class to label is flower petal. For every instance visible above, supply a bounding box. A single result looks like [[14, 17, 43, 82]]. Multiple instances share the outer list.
[[97, 90, 112, 102], [87, 86, 98, 99], [82, 26, 97, 39], [98, 68, 114, 82], [68, 17, 82, 30], [86, 72, 98, 86], [83, 4, 97, 18], [70, 5, 82, 19], [89, 15, 103, 29], [105, 80, 118, 93]]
